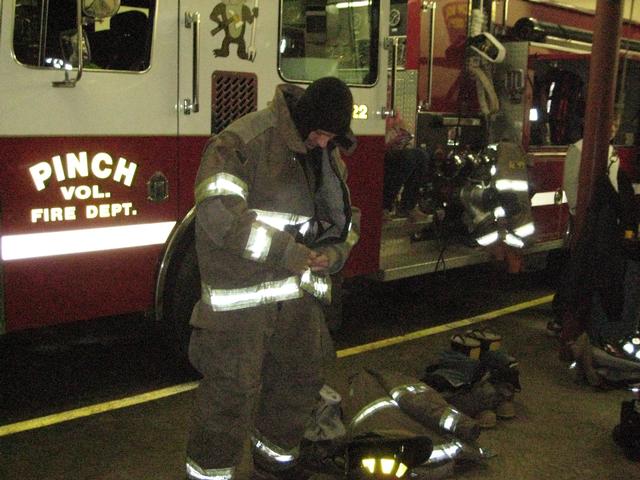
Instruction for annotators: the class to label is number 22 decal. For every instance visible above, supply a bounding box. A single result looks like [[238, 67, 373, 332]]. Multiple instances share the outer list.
[[352, 104, 368, 120]]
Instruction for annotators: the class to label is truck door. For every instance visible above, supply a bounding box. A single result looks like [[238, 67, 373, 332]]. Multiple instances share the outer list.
[[0, 0, 180, 330], [177, 1, 390, 277]]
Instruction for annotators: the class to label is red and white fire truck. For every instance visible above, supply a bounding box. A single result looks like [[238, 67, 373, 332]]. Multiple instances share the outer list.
[[1, 0, 638, 345]]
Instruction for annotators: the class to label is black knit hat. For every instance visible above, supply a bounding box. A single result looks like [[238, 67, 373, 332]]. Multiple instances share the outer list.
[[292, 77, 353, 140]]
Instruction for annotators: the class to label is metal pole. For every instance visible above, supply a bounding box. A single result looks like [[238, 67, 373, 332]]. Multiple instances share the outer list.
[[573, 0, 624, 248]]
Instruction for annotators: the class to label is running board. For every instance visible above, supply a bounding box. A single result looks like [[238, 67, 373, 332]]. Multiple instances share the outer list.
[[377, 231, 564, 282]]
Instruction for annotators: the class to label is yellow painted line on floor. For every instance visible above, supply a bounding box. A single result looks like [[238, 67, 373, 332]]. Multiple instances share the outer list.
[[336, 294, 554, 358], [0, 294, 553, 438], [0, 381, 199, 438]]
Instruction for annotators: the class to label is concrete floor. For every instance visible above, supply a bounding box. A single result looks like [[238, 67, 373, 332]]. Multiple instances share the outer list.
[[1, 301, 637, 480]]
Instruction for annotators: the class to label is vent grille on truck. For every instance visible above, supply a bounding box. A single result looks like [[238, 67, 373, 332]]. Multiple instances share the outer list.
[[211, 71, 258, 134]]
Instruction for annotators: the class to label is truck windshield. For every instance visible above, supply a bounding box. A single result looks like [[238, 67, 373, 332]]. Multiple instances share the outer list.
[[279, 0, 379, 86], [13, 0, 155, 72]]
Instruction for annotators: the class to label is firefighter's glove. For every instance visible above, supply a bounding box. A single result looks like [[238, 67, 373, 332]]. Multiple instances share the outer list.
[[282, 241, 313, 275]]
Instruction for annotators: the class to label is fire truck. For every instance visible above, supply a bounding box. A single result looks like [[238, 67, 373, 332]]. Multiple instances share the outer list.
[[1, 0, 638, 347]]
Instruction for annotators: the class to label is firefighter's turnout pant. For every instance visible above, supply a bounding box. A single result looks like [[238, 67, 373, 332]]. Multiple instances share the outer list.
[[186, 294, 331, 478]]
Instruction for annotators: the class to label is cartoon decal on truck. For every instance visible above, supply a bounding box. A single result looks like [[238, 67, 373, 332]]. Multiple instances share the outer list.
[[210, 0, 259, 60]]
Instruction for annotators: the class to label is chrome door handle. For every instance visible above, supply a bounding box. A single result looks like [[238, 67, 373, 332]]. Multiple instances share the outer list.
[[419, 1, 436, 111], [52, 0, 84, 87], [381, 36, 399, 119], [183, 11, 201, 115]]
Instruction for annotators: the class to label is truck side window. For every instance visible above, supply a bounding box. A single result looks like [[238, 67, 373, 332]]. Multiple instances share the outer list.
[[529, 62, 587, 146], [13, 0, 155, 72], [279, 0, 379, 86], [529, 56, 639, 148]]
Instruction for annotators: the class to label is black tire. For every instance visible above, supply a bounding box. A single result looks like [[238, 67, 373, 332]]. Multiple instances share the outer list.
[[161, 230, 200, 359]]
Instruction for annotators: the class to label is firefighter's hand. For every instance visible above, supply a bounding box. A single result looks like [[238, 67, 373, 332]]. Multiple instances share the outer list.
[[282, 242, 314, 275], [309, 251, 330, 272]]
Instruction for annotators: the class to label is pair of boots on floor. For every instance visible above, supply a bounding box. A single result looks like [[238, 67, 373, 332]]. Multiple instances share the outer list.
[[422, 329, 520, 428]]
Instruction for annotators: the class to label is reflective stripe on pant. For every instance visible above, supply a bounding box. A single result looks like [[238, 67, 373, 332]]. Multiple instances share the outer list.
[[186, 458, 234, 480], [186, 294, 332, 472]]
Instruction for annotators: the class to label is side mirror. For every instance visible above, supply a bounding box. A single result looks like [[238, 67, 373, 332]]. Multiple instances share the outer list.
[[83, 0, 121, 19]]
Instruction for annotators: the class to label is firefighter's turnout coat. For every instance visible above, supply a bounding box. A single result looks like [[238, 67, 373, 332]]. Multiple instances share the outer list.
[[186, 84, 360, 479]]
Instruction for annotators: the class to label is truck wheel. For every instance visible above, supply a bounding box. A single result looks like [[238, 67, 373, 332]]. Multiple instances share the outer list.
[[161, 236, 200, 359]]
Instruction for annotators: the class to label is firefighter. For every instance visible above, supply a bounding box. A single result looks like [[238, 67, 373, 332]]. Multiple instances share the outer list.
[[553, 112, 639, 379], [551, 113, 638, 339], [185, 77, 360, 480]]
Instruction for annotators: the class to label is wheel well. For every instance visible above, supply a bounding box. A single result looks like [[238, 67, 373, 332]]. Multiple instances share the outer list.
[[155, 208, 195, 322], [155, 208, 200, 354]]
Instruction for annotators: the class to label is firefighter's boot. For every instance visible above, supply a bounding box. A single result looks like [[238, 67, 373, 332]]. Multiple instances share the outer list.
[[569, 333, 602, 387]]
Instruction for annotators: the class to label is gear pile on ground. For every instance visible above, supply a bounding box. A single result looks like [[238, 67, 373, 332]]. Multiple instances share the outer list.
[[422, 329, 520, 429], [567, 331, 640, 389], [299, 367, 492, 479]]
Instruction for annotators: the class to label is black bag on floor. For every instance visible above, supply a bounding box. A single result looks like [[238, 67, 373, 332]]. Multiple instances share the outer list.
[[613, 395, 640, 461]]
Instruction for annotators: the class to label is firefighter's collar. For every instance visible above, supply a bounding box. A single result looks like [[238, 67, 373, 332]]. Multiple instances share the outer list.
[[270, 84, 308, 154]]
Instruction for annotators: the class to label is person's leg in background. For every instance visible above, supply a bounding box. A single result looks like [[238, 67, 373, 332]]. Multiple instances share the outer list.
[[383, 149, 417, 214], [397, 148, 431, 214]]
